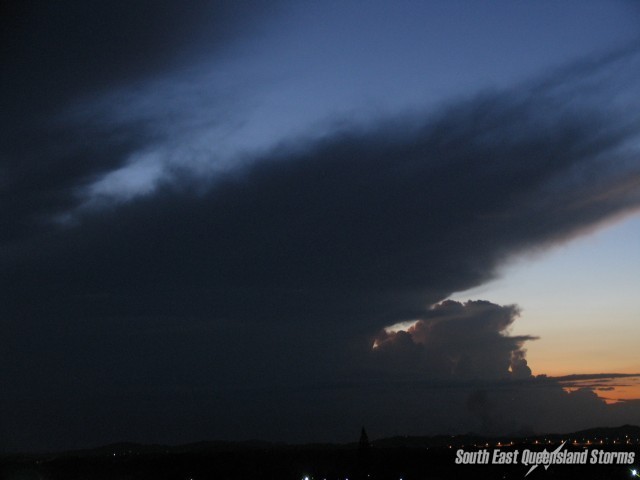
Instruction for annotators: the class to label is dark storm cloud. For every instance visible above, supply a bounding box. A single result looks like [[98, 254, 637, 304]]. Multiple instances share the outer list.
[[2, 37, 640, 450], [5, 75, 639, 328], [552, 375, 640, 396], [1, 0, 277, 117], [554, 373, 640, 381], [0, 0, 279, 244]]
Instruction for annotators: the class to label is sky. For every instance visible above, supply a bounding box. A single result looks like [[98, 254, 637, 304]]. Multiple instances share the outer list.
[[2, 0, 640, 452]]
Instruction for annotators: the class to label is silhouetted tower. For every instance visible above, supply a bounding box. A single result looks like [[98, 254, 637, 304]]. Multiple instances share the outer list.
[[357, 427, 371, 479], [359, 427, 370, 451]]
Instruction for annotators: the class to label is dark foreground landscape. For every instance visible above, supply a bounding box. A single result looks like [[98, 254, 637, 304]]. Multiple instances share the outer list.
[[2, 426, 639, 480]]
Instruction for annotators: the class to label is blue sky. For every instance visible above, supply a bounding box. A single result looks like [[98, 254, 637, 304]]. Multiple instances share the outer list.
[[77, 0, 640, 204], [452, 213, 640, 375]]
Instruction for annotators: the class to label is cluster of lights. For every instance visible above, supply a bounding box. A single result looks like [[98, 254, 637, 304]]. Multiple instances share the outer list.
[[301, 476, 404, 480], [463, 436, 640, 449]]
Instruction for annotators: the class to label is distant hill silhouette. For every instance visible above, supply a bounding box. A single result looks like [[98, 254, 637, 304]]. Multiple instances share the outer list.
[[372, 424, 640, 448], [2, 425, 638, 480], [3, 424, 639, 458]]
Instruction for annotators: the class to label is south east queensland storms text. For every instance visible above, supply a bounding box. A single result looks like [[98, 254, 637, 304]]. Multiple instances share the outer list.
[[455, 448, 635, 465]]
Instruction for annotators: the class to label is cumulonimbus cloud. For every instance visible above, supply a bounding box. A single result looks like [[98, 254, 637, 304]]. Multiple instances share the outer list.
[[371, 300, 537, 380], [2, 39, 640, 450]]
